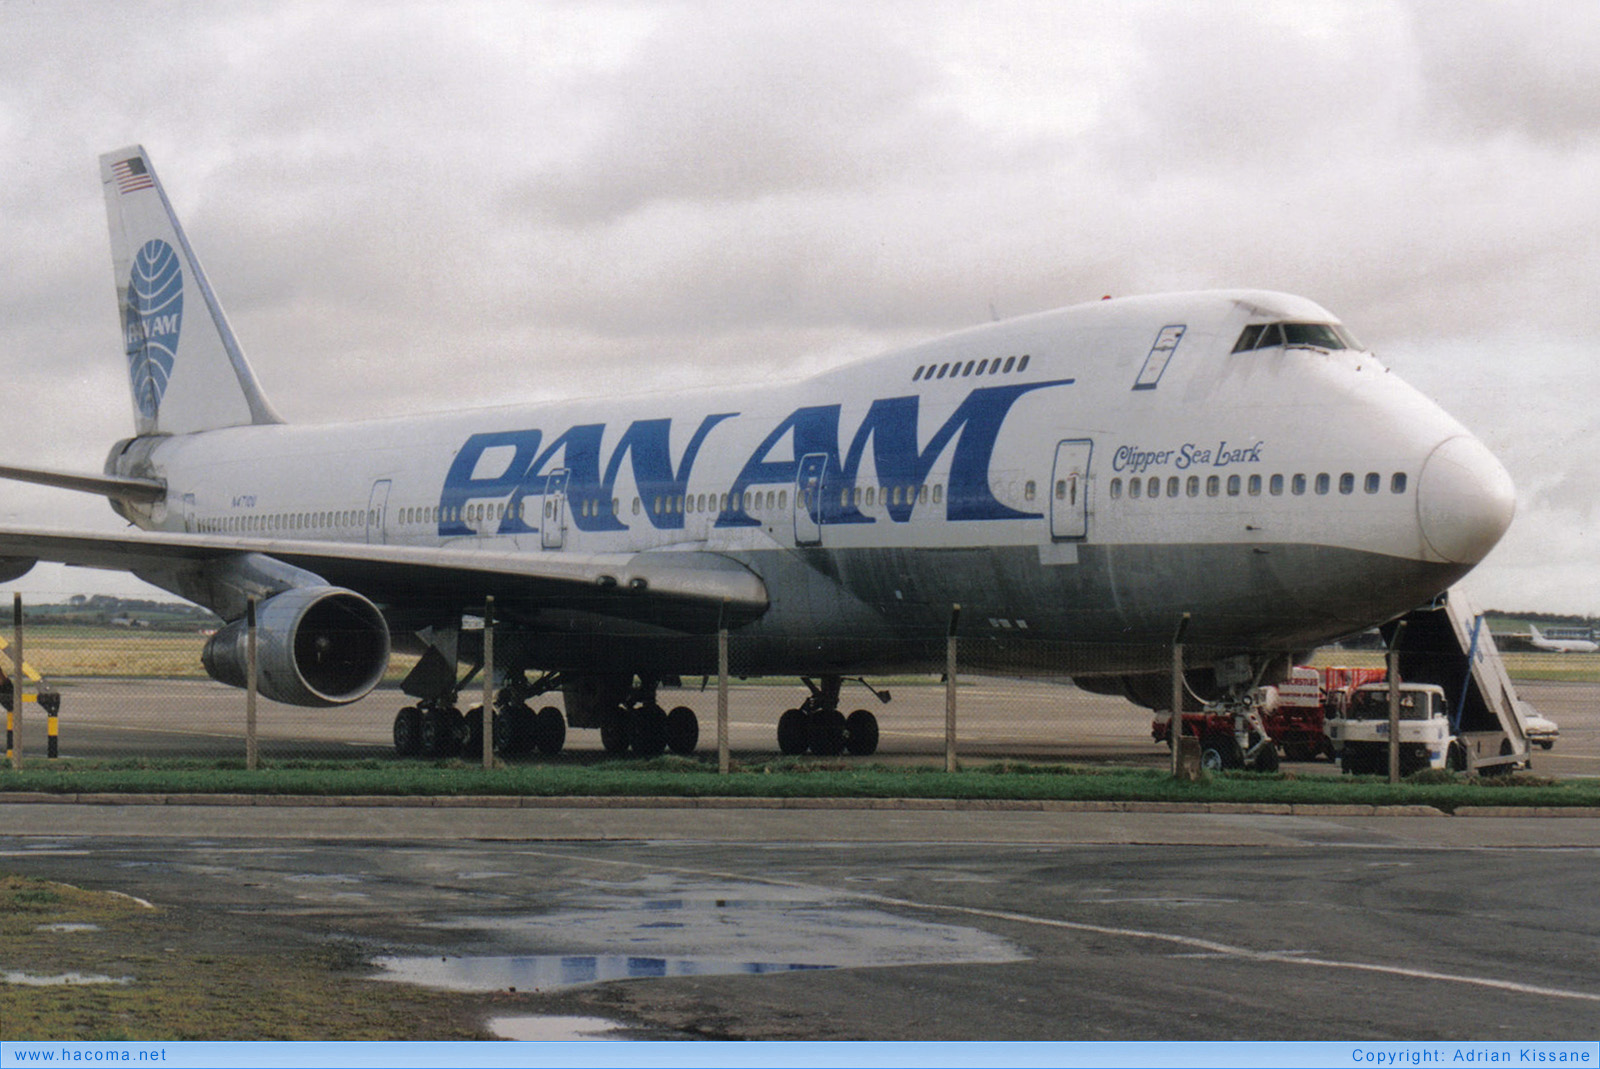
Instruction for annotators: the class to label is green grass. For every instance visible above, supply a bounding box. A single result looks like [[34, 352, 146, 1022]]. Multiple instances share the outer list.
[[2, 756, 1596, 811]]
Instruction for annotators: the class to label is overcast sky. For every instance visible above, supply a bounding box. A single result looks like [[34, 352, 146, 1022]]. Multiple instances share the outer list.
[[0, 0, 1595, 614]]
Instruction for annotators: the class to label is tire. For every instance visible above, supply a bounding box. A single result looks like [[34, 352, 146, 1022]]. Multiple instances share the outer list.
[[419, 707, 462, 758], [810, 709, 846, 756], [1447, 739, 1468, 772], [461, 706, 485, 759], [1538, 740, 1554, 751], [1200, 735, 1239, 771], [534, 705, 566, 756], [777, 708, 808, 755], [393, 706, 423, 757], [665, 706, 699, 756], [629, 703, 668, 757], [600, 708, 629, 754], [844, 709, 879, 756], [1252, 743, 1280, 773]]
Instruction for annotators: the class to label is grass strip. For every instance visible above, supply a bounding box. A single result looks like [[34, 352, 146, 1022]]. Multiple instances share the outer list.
[[2, 757, 1596, 812]]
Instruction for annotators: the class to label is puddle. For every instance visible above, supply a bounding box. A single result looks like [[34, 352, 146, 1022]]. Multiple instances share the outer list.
[[4, 972, 132, 986], [35, 923, 101, 933], [374, 874, 1026, 994], [376, 954, 832, 992], [489, 1015, 626, 1040]]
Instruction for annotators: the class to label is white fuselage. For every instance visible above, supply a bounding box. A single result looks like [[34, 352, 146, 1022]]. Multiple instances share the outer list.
[[113, 289, 1515, 677]]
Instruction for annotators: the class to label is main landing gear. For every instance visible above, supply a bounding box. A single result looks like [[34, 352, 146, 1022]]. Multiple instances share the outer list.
[[597, 679, 700, 759], [392, 668, 571, 760], [776, 676, 884, 757]]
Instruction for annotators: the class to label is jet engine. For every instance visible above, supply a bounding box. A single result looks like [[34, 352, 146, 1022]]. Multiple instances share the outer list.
[[202, 587, 390, 707]]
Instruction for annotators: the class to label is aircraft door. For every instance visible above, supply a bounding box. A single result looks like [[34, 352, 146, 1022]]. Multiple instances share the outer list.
[[1049, 439, 1093, 541], [541, 468, 569, 550], [794, 453, 827, 547], [366, 479, 392, 544]]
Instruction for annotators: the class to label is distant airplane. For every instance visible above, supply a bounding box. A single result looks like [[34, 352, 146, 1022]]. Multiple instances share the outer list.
[[1528, 624, 1598, 654], [0, 146, 1518, 759]]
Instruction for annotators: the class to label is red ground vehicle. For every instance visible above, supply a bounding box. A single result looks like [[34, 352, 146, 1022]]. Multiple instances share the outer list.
[[1150, 665, 1386, 763]]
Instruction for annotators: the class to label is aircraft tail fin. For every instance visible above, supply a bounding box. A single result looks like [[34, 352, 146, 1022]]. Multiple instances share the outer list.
[[100, 145, 283, 435]]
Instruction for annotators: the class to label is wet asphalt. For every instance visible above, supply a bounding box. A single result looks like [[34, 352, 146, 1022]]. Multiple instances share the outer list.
[[2, 802, 1598, 1041]]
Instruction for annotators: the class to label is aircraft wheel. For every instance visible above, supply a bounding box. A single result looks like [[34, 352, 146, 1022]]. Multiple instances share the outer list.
[[1252, 743, 1279, 773], [665, 705, 699, 755], [844, 709, 879, 756], [777, 708, 808, 755], [461, 706, 485, 759], [600, 707, 629, 754], [534, 705, 566, 756], [393, 706, 423, 756], [630, 703, 668, 757], [810, 709, 847, 756], [419, 707, 462, 758]]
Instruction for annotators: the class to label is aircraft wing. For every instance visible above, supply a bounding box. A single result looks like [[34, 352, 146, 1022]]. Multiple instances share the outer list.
[[0, 526, 769, 632]]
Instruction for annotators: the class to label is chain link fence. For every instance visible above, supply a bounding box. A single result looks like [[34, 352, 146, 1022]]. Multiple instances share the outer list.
[[3, 591, 1589, 776]]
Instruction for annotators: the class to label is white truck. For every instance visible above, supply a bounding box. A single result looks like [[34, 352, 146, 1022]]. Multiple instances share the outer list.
[[1325, 682, 1457, 777]]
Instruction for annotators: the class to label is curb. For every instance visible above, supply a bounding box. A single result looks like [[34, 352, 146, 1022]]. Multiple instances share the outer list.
[[2, 792, 1595, 816]]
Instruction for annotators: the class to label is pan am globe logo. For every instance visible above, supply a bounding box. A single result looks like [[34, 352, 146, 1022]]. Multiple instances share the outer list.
[[123, 238, 183, 421]]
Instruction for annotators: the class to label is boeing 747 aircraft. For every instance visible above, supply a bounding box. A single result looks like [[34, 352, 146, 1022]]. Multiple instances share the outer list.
[[0, 146, 1517, 760]]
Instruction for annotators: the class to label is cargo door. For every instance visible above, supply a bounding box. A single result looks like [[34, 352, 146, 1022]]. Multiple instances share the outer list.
[[1049, 439, 1093, 541], [794, 452, 827, 547]]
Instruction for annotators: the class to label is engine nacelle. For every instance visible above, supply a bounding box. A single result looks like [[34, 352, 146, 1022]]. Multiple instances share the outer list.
[[202, 587, 390, 707]]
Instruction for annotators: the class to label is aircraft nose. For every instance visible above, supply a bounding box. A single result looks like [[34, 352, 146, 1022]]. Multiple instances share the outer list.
[[1415, 435, 1515, 564]]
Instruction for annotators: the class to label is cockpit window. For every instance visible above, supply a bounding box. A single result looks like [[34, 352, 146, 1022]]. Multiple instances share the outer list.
[[1232, 321, 1362, 353]]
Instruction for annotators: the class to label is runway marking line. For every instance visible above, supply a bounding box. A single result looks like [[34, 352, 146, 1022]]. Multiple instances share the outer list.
[[510, 847, 1600, 1006]]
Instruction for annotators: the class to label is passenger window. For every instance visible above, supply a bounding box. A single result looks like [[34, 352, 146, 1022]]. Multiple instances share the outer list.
[[1315, 474, 1330, 495], [918, 484, 928, 504], [1391, 473, 1408, 494], [963, 361, 976, 376], [1186, 476, 1199, 497], [866, 487, 876, 506], [989, 360, 1001, 375], [1055, 479, 1066, 500], [1292, 474, 1306, 495], [1017, 355, 1030, 371], [1024, 481, 1036, 501], [976, 359, 988, 375], [913, 366, 924, 381], [1002, 357, 1015, 373], [1364, 473, 1380, 494], [779, 491, 787, 509], [933, 484, 943, 504], [1110, 478, 1123, 499], [1227, 475, 1241, 497], [1146, 477, 1159, 499], [937, 363, 950, 379], [1339, 473, 1355, 495], [1248, 474, 1261, 496], [1166, 476, 1179, 498], [1206, 476, 1220, 497], [1269, 474, 1283, 496], [765, 491, 774, 510], [1130, 478, 1142, 499]]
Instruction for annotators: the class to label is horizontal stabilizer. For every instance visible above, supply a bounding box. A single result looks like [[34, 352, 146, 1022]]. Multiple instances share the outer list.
[[0, 463, 166, 503]]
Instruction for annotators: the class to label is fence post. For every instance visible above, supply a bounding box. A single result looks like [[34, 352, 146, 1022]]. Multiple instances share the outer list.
[[11, 594, 22, 770], [482, 597, 495, 770], [717, 625, 730, 774], [945, 604, 961, 773], [1386, 646, 1401, 784], [1170, 613, 1191, 779], [246, 596, 258, 771]]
